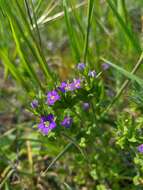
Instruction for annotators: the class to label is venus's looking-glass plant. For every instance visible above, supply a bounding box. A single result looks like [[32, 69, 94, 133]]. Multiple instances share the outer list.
[[30, 64, 100, 136]]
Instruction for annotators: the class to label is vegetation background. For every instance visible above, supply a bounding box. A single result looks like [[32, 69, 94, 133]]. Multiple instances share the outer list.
[[0, 0, 143, 189]]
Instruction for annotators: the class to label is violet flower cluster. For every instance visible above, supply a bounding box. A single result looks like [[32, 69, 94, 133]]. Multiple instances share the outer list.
[[31, 78, 84, 135], [58, 79, 81, 93], [77, 63, 97, 78], [31, 62, 98, 136]]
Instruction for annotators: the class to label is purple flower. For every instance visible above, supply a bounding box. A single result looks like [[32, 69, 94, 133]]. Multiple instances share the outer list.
[[60, 79, 82, 92], [65, 82, 75, 91], [83, 102, 90, 111], [88, 70, 96, 78], [31, 100, 38, 109], [102, 63, 110, 70], [58, 82, 67, 93], [61, 116, 73, 128], [47, 90, 60, 105], [38, 114, 56, 135], [73, 79, 81, 89], [41, 114, 54, 123], [138, 144, 143, 153], [38, 122, 56, 135], [77, 63, 85, 71]]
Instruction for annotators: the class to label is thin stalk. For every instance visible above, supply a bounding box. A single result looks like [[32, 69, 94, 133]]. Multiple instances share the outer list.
[[29, 0, 42, 48], [0, 169, 14, 189], [101, 52, 143, 116], [107, 0, 141, 53], [38, 1, 87, 26], [63, 0, 80, 62], [37, 0, 59, 25], [117, 0, 128, 23], [61, 133, 87, 160], [0, 51, 29, 91], [15, 0, 54, 80], [26, 141, 33, 173], [8, 18, 43, 90], [24, 0, 34, 29], [83, 0, 94, 64], [41, 142, 73, 176], [35, 0, 43, 13]]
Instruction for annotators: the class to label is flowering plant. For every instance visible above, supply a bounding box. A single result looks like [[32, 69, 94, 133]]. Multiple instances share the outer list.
[[29, 63, 108, 138]]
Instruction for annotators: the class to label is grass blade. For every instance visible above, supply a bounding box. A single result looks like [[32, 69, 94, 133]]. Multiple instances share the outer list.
[[101, 52, 143, 114], [38, 2, 87, 26], [28, 0, 42, 48], [63, 0, 81, 62], [8, 17, 43, 90], [41, 142, 73, 176], [101, 56, 143, 85], [107, 0, 141, 53], [0, 50, 29, 91], [83, 0, 94, 64], [15, 0, 54, 81]]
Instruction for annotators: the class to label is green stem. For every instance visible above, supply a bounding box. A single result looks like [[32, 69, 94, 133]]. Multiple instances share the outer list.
[[41, 142, 73, 177], [0, 169, 14, 189], [101, 52, 143, 116], [83, 0, 94, 64]]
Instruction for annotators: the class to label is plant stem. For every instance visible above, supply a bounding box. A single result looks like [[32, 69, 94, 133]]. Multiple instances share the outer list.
[[101, 52, 143, 116], [83, 0, 94, 64], [41, 142, 73, 177]]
